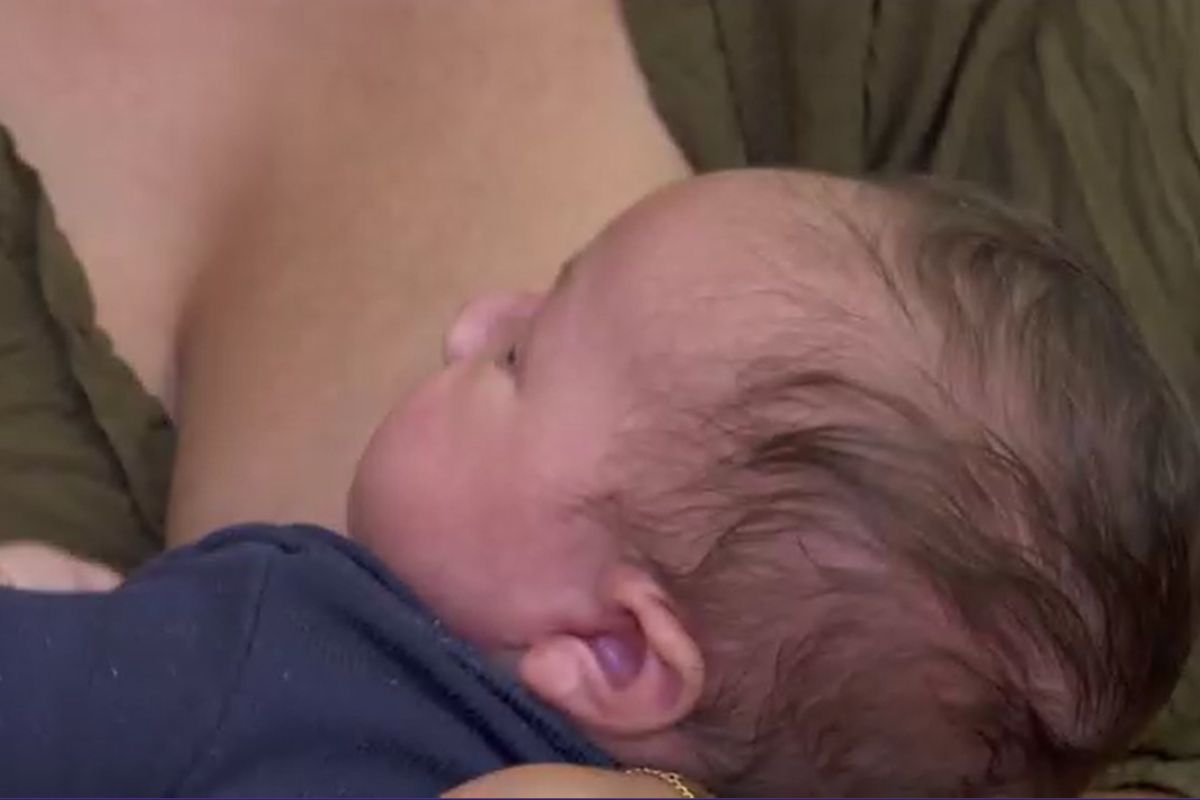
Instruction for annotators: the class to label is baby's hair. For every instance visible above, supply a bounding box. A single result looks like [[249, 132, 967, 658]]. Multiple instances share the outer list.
[[601, 176, 1199, 796]]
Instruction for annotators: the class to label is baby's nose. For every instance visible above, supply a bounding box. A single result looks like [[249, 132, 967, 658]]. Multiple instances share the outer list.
[[443, 291, 542, 365]]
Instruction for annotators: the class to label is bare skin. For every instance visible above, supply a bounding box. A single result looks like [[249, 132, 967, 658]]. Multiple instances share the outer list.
[[442, 764, 698, 797], [0, 1, 688, 542]]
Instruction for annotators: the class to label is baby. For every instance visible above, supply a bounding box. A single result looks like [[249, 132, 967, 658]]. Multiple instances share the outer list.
[[349, 170, 1199, 795], [5, 170, 1198, 796]]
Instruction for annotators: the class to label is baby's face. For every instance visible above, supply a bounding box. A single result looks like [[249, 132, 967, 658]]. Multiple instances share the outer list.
[[350, 238, 635, 650], [350, 170, 874, 652]]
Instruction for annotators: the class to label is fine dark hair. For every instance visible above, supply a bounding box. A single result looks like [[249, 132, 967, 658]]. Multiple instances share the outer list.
[[614, 176, 1199, 796]]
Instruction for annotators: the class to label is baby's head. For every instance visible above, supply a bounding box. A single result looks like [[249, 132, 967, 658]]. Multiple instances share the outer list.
[[350, 171, 1199, 796]]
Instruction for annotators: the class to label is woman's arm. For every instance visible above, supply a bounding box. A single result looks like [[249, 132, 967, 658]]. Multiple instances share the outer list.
[[443, 765, 703, 798], [444, 765, 1174, 797]]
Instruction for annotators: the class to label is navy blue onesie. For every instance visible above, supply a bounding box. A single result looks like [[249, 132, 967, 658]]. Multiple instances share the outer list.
[[0, 524, 609, 796]]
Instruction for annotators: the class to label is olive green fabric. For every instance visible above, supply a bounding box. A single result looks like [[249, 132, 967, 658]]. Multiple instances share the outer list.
[[0, 128, 172, 571], [625, 0, 1200, 793]]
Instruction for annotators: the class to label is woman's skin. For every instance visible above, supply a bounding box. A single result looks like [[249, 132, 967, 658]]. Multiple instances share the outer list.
[[0, 0, 689, 543], [442, 764, 694, 798]]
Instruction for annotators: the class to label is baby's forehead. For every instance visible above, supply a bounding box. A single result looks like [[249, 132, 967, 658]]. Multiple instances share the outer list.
[[596, 171, 896, 302], [577, 170, 909, 366]]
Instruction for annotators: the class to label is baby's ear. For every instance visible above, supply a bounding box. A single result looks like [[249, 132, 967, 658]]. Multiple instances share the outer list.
[[517, 566, 704, 737]]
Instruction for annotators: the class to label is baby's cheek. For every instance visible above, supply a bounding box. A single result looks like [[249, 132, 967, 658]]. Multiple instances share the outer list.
[[349, 404, 428, 543], [350, 393, 481, 564], [348, 447, 453, 584]]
